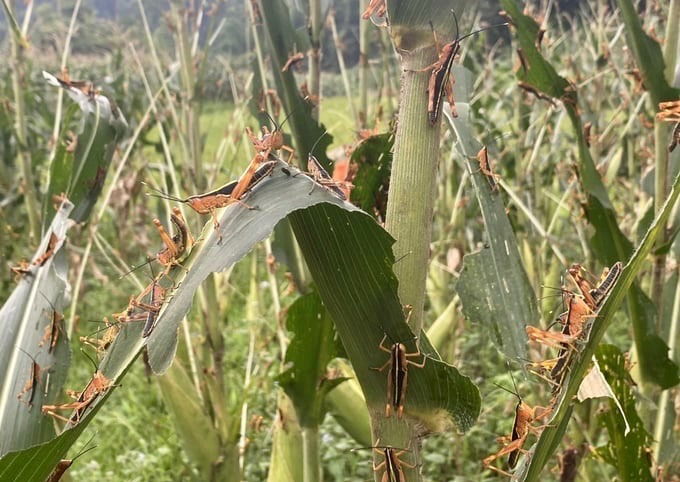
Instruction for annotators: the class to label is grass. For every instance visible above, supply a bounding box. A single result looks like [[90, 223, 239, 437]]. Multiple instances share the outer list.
[[69, 364, 191, 481]]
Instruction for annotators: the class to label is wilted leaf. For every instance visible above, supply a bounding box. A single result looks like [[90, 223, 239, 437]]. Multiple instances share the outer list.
[[577, 356, 629, 436], [146, 162, 357, 374], [451, 104, 536, 364], [349, 133, 393, 219], [0, 163, 356, 481], [0, 201, 74, 457], [42, 71, 128, 225]]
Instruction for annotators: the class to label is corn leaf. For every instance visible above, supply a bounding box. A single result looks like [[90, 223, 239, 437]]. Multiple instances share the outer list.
[[289, 204, 481, 433], [451, 103, 536, 364], [0, 163, 354, 481], [277, 290, 347, 428], [616, 0, 679, 105], [42, 71, 128, 225], [0, 201, 74, 458], [145, 163, 357, 374]]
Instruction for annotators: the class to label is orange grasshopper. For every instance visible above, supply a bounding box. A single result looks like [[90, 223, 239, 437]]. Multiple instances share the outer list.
[[146, 159, 277, 241], [568, 262, 622, 309], [246, 111, 296, 163], [422, 14, 507, 125], [353, 439, 414, 482], [483, 375, 551, 475], [547, 263, 622, 384], [118, 212, 191, 336], [109, 274, 165, 338], [120, 207, 193, 278], [34, 232, 59, 267], [113, 274, 166, 326], [656, 100, 680, 122], [17, 348, 44, 408], [475, 146, 499, 193], [668, 121, 680, 152], [306, 154, 351, 200], [657, 98, 680, 150], [10, 232, 60, 282], [535, 263, 623, 354], [10, 259, 33, 281], [38, 295, 65, 355], [302, 133, 352, 200], [154, 207, 192, 267], [140, 276, 166, 338], [372, 445, 414, 482], [361, 0, 386, 19], [372, 333, 426, 419], [526, 291, 593, 391], [282, 52, 304, 72], [79, 317, 120, 357], [42, 365, 114, 425], [526, 291, 593, 351], [105, 278, 163, 342]]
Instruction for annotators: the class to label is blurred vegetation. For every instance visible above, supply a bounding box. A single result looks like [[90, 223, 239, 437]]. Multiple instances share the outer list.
[[0, 0, 679, 481]]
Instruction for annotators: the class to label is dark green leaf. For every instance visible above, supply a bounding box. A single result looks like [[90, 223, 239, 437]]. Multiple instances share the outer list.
[[257, 0, 331, 168], [277, 290, 347, 427], [616, 0, 679, 105], [0, 426, 91, 482], [349, 133, 393, 219], [290, 204, 481, 432], [498, 0, 575, 104], [594, 345, 654, 482]]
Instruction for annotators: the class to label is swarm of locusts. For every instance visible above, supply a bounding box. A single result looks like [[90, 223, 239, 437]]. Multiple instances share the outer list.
[[25, 98, 350, 479], [25, 21, 624, 474], [482, 262, 623, 477]]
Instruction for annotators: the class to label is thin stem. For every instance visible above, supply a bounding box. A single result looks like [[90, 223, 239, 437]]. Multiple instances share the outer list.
[[307, 0, 322, 121], [329, 9, 358, 125], [239, 325, 257, 473], [652, 0, 680, 461], [7, 0, 39, 241], [172, 6, 204, 189], [652, 265, 679, 463], [136, 0, 190, 175], [48, 0, 81, 161], [358, 0, 369, 127]]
